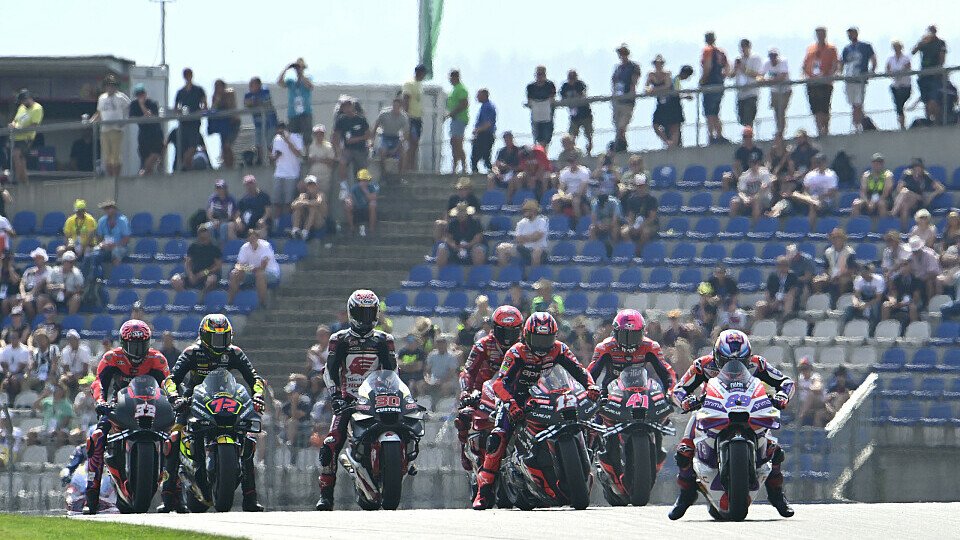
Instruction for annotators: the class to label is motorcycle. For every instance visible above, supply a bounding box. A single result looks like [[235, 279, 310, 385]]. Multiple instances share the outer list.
[[499, 366, 598, 510], [461, 379, 506, 504], [178, 368, 262, 513], [66, 463, 119, 515], [103, 375, 175, 513], [341, 370, 425, 510], [594, 364, 675, 507], [691, 360, 781, 521]]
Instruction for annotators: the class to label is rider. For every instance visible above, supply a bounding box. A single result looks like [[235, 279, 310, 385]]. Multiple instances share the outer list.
[[472, 312, 600, 510], [160, 314, 266, 513], [315, 289, 398, 511], [455, 305, 523, 470], [83, 319, 170, 515], [588, 309, 677, 490], [667, 329, 796, 520]]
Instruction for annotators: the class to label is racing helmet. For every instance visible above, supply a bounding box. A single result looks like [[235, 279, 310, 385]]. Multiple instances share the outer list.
[[612, 309, 645, 352], [348, 289, 380, 336], [119, 319, 151, 364], [199, 314, 233, 355], [491, 305, 523, 349], [523, 312, 558, 357], [714, 329, 751, 368]]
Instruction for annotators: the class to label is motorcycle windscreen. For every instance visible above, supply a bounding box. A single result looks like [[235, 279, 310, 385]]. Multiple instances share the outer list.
[[536, 365, 584, 395], [200, 368, 240, 395], [127, 375, 161, 399], [357, 369, 409, 398], [717, 360, 753, 390], [617, 364, 649, 391]]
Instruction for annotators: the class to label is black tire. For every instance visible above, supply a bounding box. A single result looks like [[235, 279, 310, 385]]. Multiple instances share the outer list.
[[708, 503, 724, 521], [469, 475, 478, 502], [513, 486, 536, 511], [357, 493, 381, 511], [601, 481, 627, 506], [131, 441, 157, 513], [625, 433, 653, 507], [212, 444, 239, 513], [185, 488, 209, 513], [725, 439, 751, 522], [495, 479, 513, 509], [379, 440, 404, 511], [557, 437, 590, 510]]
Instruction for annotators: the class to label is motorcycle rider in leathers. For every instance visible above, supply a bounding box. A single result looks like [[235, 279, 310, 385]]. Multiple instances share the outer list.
[[588, 309, 677, 492], [668, 329, 796, 520], [472, 312, 600, 510], [83, 319, 170, 514], [315, 289, 398, 511], [159, 314, 266, 513], [455, 305, 523, 470]]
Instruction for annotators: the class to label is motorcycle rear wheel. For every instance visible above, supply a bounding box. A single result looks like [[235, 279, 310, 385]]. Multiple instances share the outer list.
[[379, 440, 404, 510], [625, 433, 653, 507], [725, 439, 751, 522], [557, 437, 590, 510], [185, 488, 209, 513], [131, 441, 157, 513], [212, 444, 239, 512]]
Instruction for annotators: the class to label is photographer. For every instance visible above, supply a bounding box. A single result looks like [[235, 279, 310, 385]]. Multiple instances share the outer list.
[[277, 58, 314, 147], [270, 121, 305, 226]]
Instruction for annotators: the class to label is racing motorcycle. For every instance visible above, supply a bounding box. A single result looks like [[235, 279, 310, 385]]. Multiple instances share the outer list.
[[499, 366, 598, 511], [691, 360, 781, 521], [103, 375, 175, 513], [594, 364, 675, 507], [461, 380, 506, 504], [179, 368, 262, 513], [340, 370, 425, 510]]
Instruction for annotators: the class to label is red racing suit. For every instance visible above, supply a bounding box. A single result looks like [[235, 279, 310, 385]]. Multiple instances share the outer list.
[[455, 333, 509, 464]]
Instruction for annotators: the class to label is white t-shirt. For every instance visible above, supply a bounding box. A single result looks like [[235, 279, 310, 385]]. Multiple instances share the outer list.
[[0, 344, 30, 374], [514, 215, 549, 250], [272, 132, 304, 179], [735, 54, 764, 99], [886, 54, 911, 88], [97, 92, 131, 131], [309, 140, 336, 186], [853, 273, 886, 299], [762, 59, 791, 94], [737, 167, 773, 197], [0, 216, 13, 250], [61, 343, 93, 376], [559, 166, 590, 195], [236, 239, 280, 275], [803, 168, 839, 198]]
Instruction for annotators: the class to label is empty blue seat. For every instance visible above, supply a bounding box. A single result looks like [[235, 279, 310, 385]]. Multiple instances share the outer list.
[[581, 267, 613, 290], [950, 167, 960, 190], [157, 213, 183, 236], [431, 265, 463, 289], [869, 216, 901, 240], [638, 241, 666, 265], [933, 322, 960, 345], [777, 216, 809, 240], [718, 216, 749, 240], [523, 266, 555, 288], [915, 377, 945, 398], [130, 212, 153, 236], [61, 315, 84, 333], [688, 217, 720, 240], [129, 238, 158, 262], [203, 291, 229, 313], [408, 291, 439, 315], [402, 265, 432, 288], [143, 290, 168, 313], [711, 190, 737, 215], [756, 243, 786, 265], [907, 348, 938, 372], [12, 211, 37, 235], [281, 240, 308, 262], [540, 189, 558, 209], [564, 292, 589, 315], [930, 192, 954, 216], [168, 290, 199, 313], [222, 239, 245, 263], [131, 264, 164, 287], [548, 215, 571, 238], [711, 164, 733, 183], [941, 349, 960, 372], [84, 315, 116, 340], [889, 402, 923, 425], [836, 192, 858, 215], [854, 243, 878, 264], [928, 164, 947, 183], [46, 238, 65, 257], [510, 189, 536, 206], [738, 267, 763, 292], [881, 376, 913, 397], [923, 402, 953, 425], [575, 215, 592, 238], [156, 239, 188, 262], [14, 238, 41, 261], [152, 315, 174, 333], [809, 217, 839, 239], [681, 192, 712, 214], [876, 348, 907, 371], [490, 265, 522, 289], [671, 268, 701, 291], [610, 241, 636, 264], [845, 217, 871, 240], [659, 217, 689, 239], [574, 240, 608, 264], [725, 242, 756, 266], [274, 214, 293, 237], [555, 267, 582, 290], [587, 293, 620, 317], [107, 264, 135, 287], [436, 291, 469, 315], [174, 316, 202, 340], [640, 267, 671, 292], [384, 291, 408, 314], [678, 165, 707, 190], [464, 265, 493, 289], [696, 244, 726, 266], [480, 190, 506, 212], [612, 267, 642, 291], [747, 217, 777, 240], [658, 191, 683, 215], [665, 242, 696, 265], [484, 215, 512, 240], [107, 290, 139, 314], [40, 212, 66, 236], [226, 290, 259, 314], [548, 241, 576, 264], [651, 165, 677, 189]]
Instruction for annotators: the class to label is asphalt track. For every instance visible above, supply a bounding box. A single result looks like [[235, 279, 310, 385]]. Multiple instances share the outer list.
[[78, 502, 960, 539]]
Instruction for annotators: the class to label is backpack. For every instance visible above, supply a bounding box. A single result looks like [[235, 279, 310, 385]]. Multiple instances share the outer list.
[[831, 151, 856, 188]]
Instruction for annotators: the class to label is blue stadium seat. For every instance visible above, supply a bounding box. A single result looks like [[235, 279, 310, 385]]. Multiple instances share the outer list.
[[484, 215, 512, 240], [107, 264, 135, 287], [281, 239, 308, 262], [574, 240, 608, 264], [946, 378, 960, 399], [893, 165, 910, 181], [480, 190, 506, 213], [776, 216, 809, 240], [950, 167, 960, 190], [510, 189, 536, 207], [226, 290, 259, 314], [922, 403, 953, 425], [941, 349, 960, 372], [464, 265, 493, 289], [659, 217, 689, 239], [548, 215, 571, 238], [555, 267, 582, 290], [436, 291, 469, 315], [725, 242, 756, 266], [540, 189, 558, 209], [756, 243, 786, 265], [906, 348, 938, 372], [129, 238, 158, 262], [222, 239, 245, 263], [888, 402, 923, 425], [638, 241, 666, 265], [156, 239, 188, 262], [564, 292, 589, 315], [928, 164, 947, 184], [489, 265, 522, 289], [431, 265, 463, 289], [61, 315, 84, 333], [854, 243, 878, 264], [83, 315, 116, 340], [658, 191, 683, 215], [612, 267, 642, 291], [681, 192, 712, 214], [671, 268, 701, 292], [152, 315, 174, 334], [845, 217, 871, 240], [737, 268, 763, 292], [930, 192, 953, 216], [523, 266, 555, 288], [167, 290, 199, 313], [107, 290, 139, 314], [933, 322, 960, 345], [640, 267, 671, 292], [580, 268, 614, 290], [836, 192, 858, 215], [46, 238, 65, 258], [711, 191, 736, 215], [174, 316, 202, 340], [747, 217, 777, 240], [876, 347, 907, 371], [665, 242, 695, 265], [402, 265, 432, 288], [587, 293, 620, 317], [651, 165, 677, 189], [575, 215, 592, 238], [143, 290, 168, 313], [408, 291, 439, 315], [384, 291, 408, 314], [914, 377, 945, 398], [131, 264, 163, 287], [710, 165, 732, 184], [548, 241, 576, 264], [610, 241, 636, 264], [480, 291, 499, 307], [130, 212, 153, 236], [40, 212, 66, 236], [809, 217, 839, 240], [677, 165, 707, 190], [12, 211, 37, 235], [869, 216, 902, 240], [157, 213, 183, 236], [274, 214, 293, 237], [14, 238, 41, 262], [203, 291, 229, 313], [718, 216, 749, 240], [696, 244, 726, 266]]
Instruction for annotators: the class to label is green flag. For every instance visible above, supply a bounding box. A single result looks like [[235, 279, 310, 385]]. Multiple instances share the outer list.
[[418, 0, 443, 80]]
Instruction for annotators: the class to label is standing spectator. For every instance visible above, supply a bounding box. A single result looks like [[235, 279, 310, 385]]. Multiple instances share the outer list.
[[401, 65, 427, 171], [344, 169, 379, 237], [231, 175, 272, 241], [206, 181, 236, 245], [0, 331, 30, 400], [755, 256, 799, 320], [8, 89, 43, 183], [436, 202, 485, 267], [0, 209, 14, 256], [730, 38, 763, 128], [47, 251, 83, 315], [62, 200, 97, 260], [912, 25, 948, 123], [270, 122, 305, 224], [174, 68, 207, 170], [27, 329, 60, 392], [2, 306, 30, 346], [909, 208, 936, 248], [886, 41, 913, 130], [619, 173, 659, 246], [128, 84, 163, 176], [707, 264, 739, 306], [397, 334, 426, 389], [852, 153, 893, 217], [209, 80, 240, 169], [307, 125, 337, 195], [87, 200, 131, 278], [589, 190, 623, 249], [730, 156, 773, 222], [60, 330, 91, 391], [290, 176, 326, 240], [488, 132, 521, 190], [244, 77, 279, 164], [159, 332, 180, 365], [763, 48, 792, 137], [445, 69, 470, 175], [646, 55, 675, 148], [526, 66, 557, 148], [731, 126, 764, 179], [471, 89, 497, 174], [227, 229, 280, 307], [611, 43, 641, 152], [557, 154, 591, 218], [841, 263, 885, 331], [421, 335, 460, 411], [496, 200, 548, 267], [306, 325, 330, 378], [333, 100, 370, 183], [802, 27, 840, 137], [69, 131, 94, 172], [20, 248, 52, 318], [840, 27, 877, 132], [700, 31, 730, 144], [559, 70, 593, 155], [891, 157, 945, 227], [277, 58, 314, 147], [814, 228, 856, 297], [171, 223, 222, 296], [281, 377, 313, 454], [371, 97, 409, 174]]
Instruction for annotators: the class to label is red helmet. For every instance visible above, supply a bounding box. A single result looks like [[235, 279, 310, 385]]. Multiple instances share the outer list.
[[613, 309, 645, 352], [491, 305, 523, 349], [522, 312, 558, 357], [120, 319, 151, 364]]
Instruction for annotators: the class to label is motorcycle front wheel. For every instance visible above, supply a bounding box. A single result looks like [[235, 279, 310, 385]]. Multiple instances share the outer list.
[[212, 443, 239, 512], [725, 439, 751, 522], [131, 441, 158, 513], [625, 432, 653, 507], [557, 437, 590, 510], [379, 440, 404, 510]]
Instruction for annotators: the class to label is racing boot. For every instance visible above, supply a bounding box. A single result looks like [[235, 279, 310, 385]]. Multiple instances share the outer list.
[[472, 478, 495, 511], [82, 488, 100, 515], [766, 487, 795, 518], [156, 491, 186, 513], [315, 485, 335, 511], [240, 440, 264, 512], [667, 487, 698, 520]]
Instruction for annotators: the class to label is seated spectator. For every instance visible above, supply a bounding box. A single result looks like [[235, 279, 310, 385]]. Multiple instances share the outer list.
[[375, 304, 393, 333], [488, 131, 521, 190], [708, 264, 739, 305], [82, 200, 131, 280], [26, 329, 60, 392], [231, 175, 272, 241], [33, 383, 73, 436], [730, 156, 773, 222], [558, 154, 591, 218], [565, 316, 594, 362], [531, 278, 564, 316], [883, 271, 920, 324], [591, 144, 620, 197], [414, 316, 437, 350], [909, 208, 936, 248], [371, 97, 409, 174], [589, 189, 623, 248], [60, 330, 91, 392], [795, 357, 828, 427], [306, 325, 330, 378], [420, 334, 460, 411], [0, 252, 21, 317], [344, 168, 378, 237], [329, 310, 349, 333], [903, 235, 941, 308], [728, 126, 764, 187], [556, 134, 584, 165], [891, 157, 945, 227], [789, 153, 838, 221], [227, 229, 281, 307], [785, 244, 816, 306], [825, 365, 859, 418], [496, 200, 548, 267], [290, 175, 326, 240], [767, 134, 790, 181], [938, 234, 960, 295], [814, 228, 855, 297], [880, 231, 907, 281], [159, 331, 180, 364], [507, 147, 552, 202], [0, 331, 30, 400], [435, 177, 480, 242], [63, 199, 97, 259], [755, 255, 800, 320], [2, 305, 30, 345], [397, 334, 425, 389], [47, 251, 83, 315], [841, 263, 885, 331], [714, 297, 749, 340], [466, 294, 492, 331], [436, 203, 486, 267], [35, 304, 61, 345], [690, 281, 719, 343], [619, 174, 658, 248], [505, 282, 530, 315], [851, 153, 893, 217], [171, 223, 222, 296], [206, 180, 237, 245], [19, 248, 52, 318], [787, 129, 820, 178], [942, 210, 960, 251], [280, 376, 313, 455]]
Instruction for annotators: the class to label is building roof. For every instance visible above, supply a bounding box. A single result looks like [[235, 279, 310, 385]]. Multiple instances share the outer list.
[[0, 55, 135, 77]]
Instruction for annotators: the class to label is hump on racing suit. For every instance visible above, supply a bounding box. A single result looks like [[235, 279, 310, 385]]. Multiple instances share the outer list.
[[492, 340, 595, 403], [672, 353, 796, 404], [93, 348, 170, 402], [588, 336, 677, 394], [460, 333, 508, 394], [163, 342, 264, 397]]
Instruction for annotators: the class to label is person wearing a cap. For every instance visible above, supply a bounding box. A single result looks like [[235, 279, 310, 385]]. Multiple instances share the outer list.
[[557, 147, 590, 218], [61, 329, 93, 391], [497, 199, 548, 267], [128, 83, 163, 175], [892, 157, 945, 227], [590, 184, 623, 246], [841, 262, 885, 331], [852, 153, 893, 217], [802, 26, 840, 137], [840, 27, 877, 132], [470, 88, 497, 173], [333, 98, 371, 183], [171, 222, 222, 296], [435, 177, 480, 241], [488, 131, 521, 190], [271, 120, 306, 222], [792, 152, 838, 221], [372, 96, 410, 174], [559, 69, 593, 155], [813, 228, 855, 297], [244, 76, 279, 162], [277, 58, 315, 146], [700, 31, 730, 144], [620, 171, 659, 245], [63, 199, 97, 258], [397, 333, 426, 389], [343, 168, 378, 237], [903, 234, 941, 305], [89, 75, 131, 177], [445, 69, 470, 174], [731, 152, 773, 222], [232, 175, 272, 241], [646, 54, 681, 148], [19, 248, 52, 318], [531, 278, 564, 316], [307, 124, 336, 194], [763, 47, 792, 137], [174, 68, 208, 170], [436, 202, 485, 267], [401, 65, 427, 170], [290, 175, 325, 240], [729, 38, 763, 129], [731, 125, 764, 182], [48, 250, 83, 315], [88, 200, 131, 274], [912, 25, 948, 123], [8, 88, 43, 183], [755, 255, 800, 320], [611, 43, 641, 151]]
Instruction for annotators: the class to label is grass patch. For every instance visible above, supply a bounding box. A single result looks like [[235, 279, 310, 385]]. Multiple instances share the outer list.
[[0, 514, 235, 539]]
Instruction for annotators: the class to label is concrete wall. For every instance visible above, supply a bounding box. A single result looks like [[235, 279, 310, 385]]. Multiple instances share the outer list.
[[847, 447, 960, 502]]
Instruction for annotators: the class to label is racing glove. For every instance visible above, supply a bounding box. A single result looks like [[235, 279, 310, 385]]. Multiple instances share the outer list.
[[331, 394, 353, 415], [60, 468, 72, 487], [252, 393, 265, 414], [586, 385, 601, 402], [173, 397, 191, 414], [95, 401, 114, 417], [680, 394, 702, 413], [772, 391, 790, 410], [507, 399, 524, 423]]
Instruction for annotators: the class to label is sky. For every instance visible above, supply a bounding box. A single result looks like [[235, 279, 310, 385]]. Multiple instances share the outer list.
[[7, 0, 959, 150]]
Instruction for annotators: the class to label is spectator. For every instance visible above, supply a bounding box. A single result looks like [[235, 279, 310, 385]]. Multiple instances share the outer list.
[[471, 89, 496, 174], [755, 256, 799, 320], [912, 25, 948, 123], [556, 134, 584, 165], [281, 376, 313, 455], [228, 229, 280, 307], [2, 306, 30, 346], [611, 43, 641, 152], [619, 173, 659, 247], [171, 222, 222, 296], [507, 144, 552, 202], [589, 189, 623, 248], [825, 365, 859, 418], [333, 100, 371, 183], [730, 38, 763, 128], [793, 153, 839, 221], [126, 84, 164, 176], [307, 124, 337, 195], [730, 126, 764, 181], [27, 328, 60, 392], [559, 69, 593, 155], [329, 310, 349, 334], [700, 31, 730, 144], [0, 209, 13, 257], [47, 251, 83, 315], [63, 199, 97, 259], [910, 208, 936, 248], [33, 383, 73, 434], [173, 68, 207, 170], [8, 89, 43, 183], [662, 309, 694, 375], [903, 235, 941, 306], [421, 335, 460, 411], [0, 331, 30, 400], [691, 281, 719, 341], [943, 211, 960, 251], [446, 69, 469, 175], [802, 27, 840, 137], [708, 264, 739, 306], [270, 121, 305, 223], [436, 202, 485, 267], [20, 248, 52, 318], [159, 331, 179, 364], [715, 297, 749, 337], [505, 282, 530, 315], [401, 65, 427, 171], [372, 97, 410, 174], [69, 130, 95, 172], [209, 80, 240, 169], [277, 58, 314, 146], [647, 54, 676, 148], [130, 301, 146, 326], [851, 153, 893, 217], [891, 157, 945, 227], [785, 244, 817, 305], [814, 228, 856, 297], [435, 177, 480, 241], [290, 176, 326, 240], [795, 358, 828, 426], [886, 41, 913, 130], [35, 303, 61, 345], [840, 27, 877, 132], [344, 168, 379, 237], [60, 330, 91, 391], [526, 66, 557, 148], [767, 134, 790, 184], [787, 129, 820, 178], [0, 252, 19, 317], [488, 131, 521, 190], [397, 334, 425, 389], [565, 316, 595, 362], [880, 231, 906, 281], [841, 262, 885, 331], [306, 325, 330, 378], [883, 271, 920, 324], [244, 77, 279, 164], [232, 175, 272, 241], [531, 278, 564, 316], [496, 200, 548, 267], [88, 200, 131, 276], [558, 153, 591, 218], [730, 156, 773, 222], [763, 48, 792, 137]]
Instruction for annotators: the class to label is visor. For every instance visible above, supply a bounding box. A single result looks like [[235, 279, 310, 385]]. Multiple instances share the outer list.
[[494, 326, 521, 347], [526, 332, 555, 354], [123, 339, 149, 360], [349, 305, 378, 326], [616, 329, 644, 350], [209, 332, 230, 350]]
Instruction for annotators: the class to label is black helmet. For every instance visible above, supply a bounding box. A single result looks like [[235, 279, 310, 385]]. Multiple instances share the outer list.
[[199, 314, 232, 355], [348, 290, 380, 336]]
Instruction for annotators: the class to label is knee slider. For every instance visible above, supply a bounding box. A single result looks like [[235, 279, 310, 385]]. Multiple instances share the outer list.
[[318, 445, 334, 466], [485, 432, 505, 455]]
